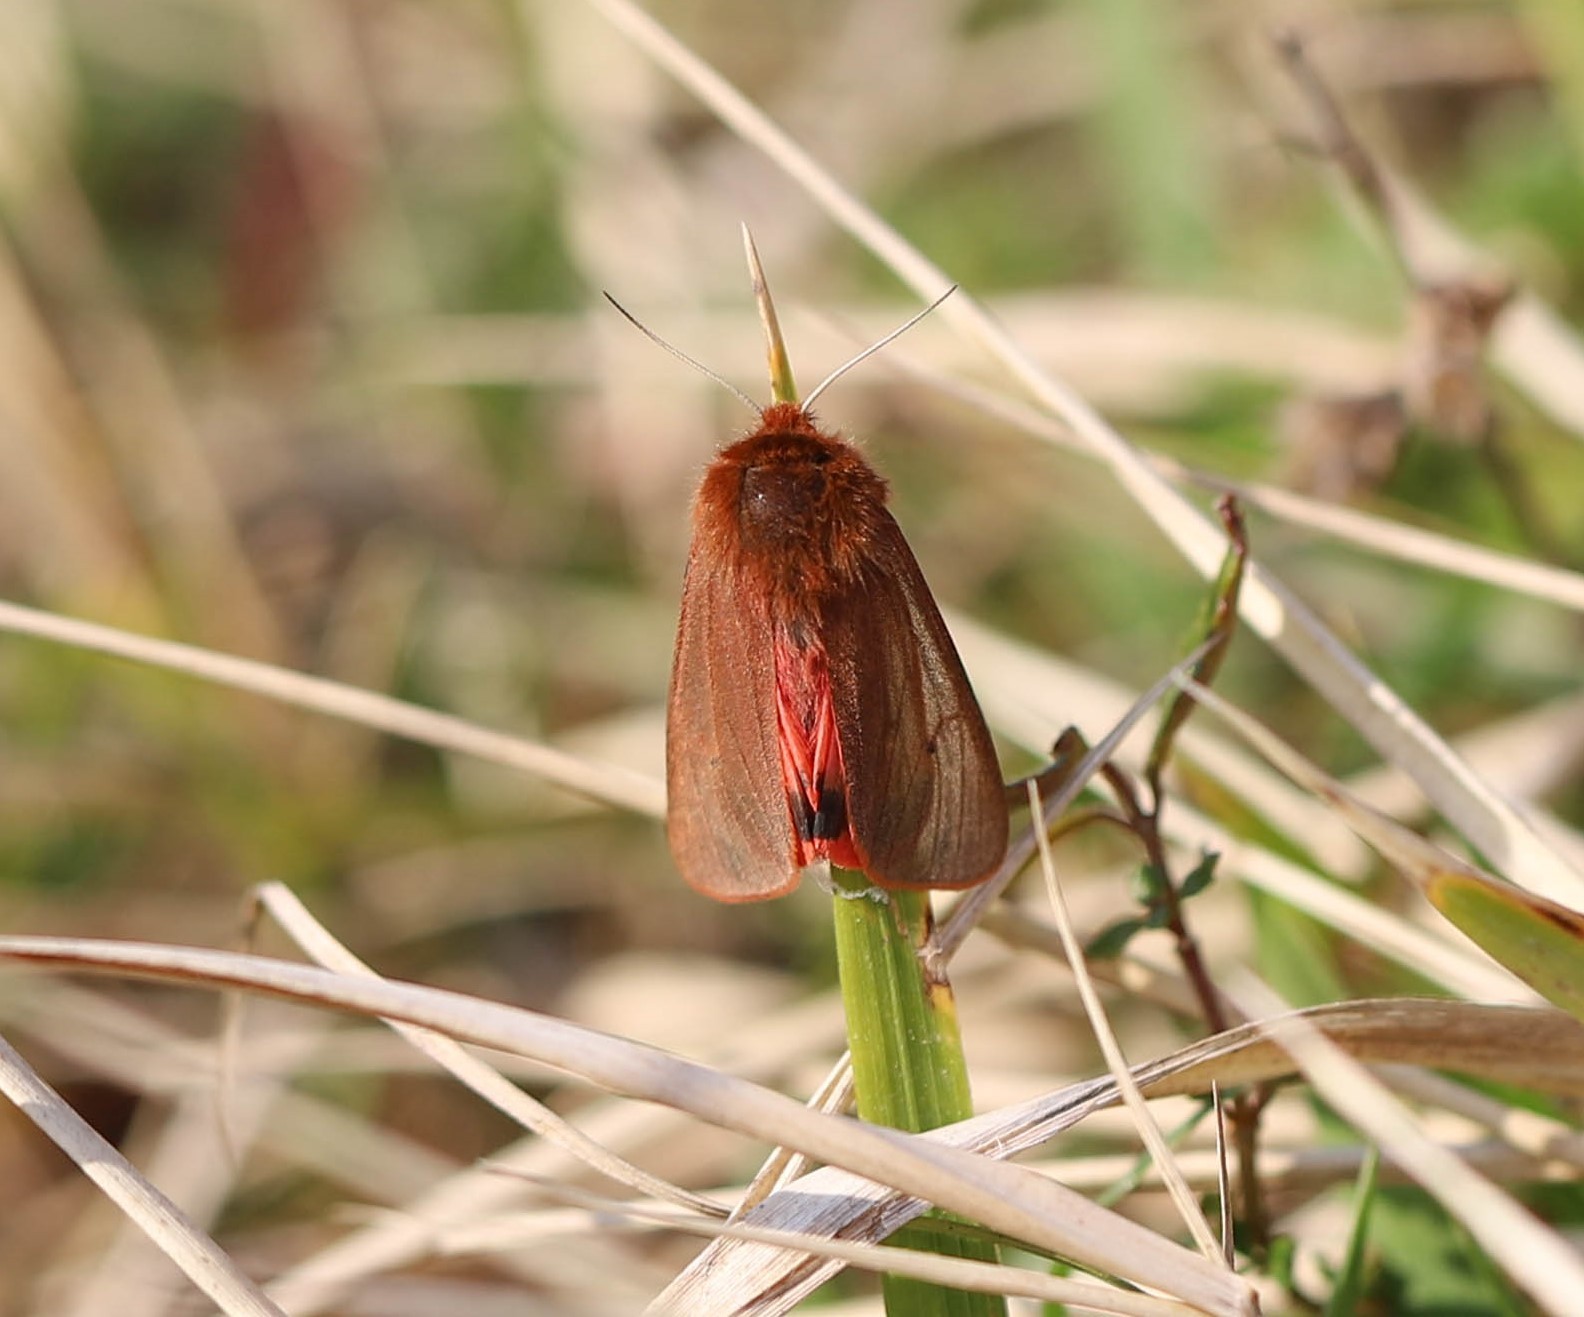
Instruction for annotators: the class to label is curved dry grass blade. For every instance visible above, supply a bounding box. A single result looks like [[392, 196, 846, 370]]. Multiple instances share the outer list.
[[1230, 975, 1584, 1316], [0, 598, 665, 817], [255, 882, 727, 1217], [451, 1178, 1207, 1317], [658, 997, 1584, 1311], [0, 936, 1257, 1317], [583, 0, 1584, 911], [0, 1031, 286, 1317]]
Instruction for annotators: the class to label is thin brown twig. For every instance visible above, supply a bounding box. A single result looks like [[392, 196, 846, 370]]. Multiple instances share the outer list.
[[1271, 29, 1415, 283]]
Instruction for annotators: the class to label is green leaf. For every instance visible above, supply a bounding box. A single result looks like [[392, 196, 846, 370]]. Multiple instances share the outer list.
[[1368, 1187, 1530, 1316], [1085, 917, 1146, 960], [1425, 871, 1584, 1023], [1324, 1146, 1379, 1317], [1179, 850, 1220, 900], [1131, 862, 1169, 906]]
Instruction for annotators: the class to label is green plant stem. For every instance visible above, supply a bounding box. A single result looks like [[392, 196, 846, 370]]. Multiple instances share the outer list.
[[830, 867, 1006, 1317]]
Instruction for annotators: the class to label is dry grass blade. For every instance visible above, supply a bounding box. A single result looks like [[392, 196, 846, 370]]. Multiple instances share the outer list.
[[1176, 475, 1584, 614], [0, 598, 665, 817], [1490, 297, 1584, 441], [1026, 780, 1224, 1267], [264, 980, 854, 1313], [1211, 1085, 1232, 1267], [584, 0, 1584, 912], [14, 8, 1583, 1314], [1382, 1067, 1584, 1172], [447, 1178, 1208, 1317], [0, 936, 1257, 1316], [0, 1030, 286, 1317], [254, 882, 726, 1217], [1025, 1138, 1565, 1197], [908, 360, 1584, 615], [1230, 975, 1584, 1316], [657, 997, 1584, 1311]]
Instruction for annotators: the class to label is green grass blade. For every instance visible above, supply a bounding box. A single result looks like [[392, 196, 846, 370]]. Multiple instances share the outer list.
[[831, 871, 1006, 1317]]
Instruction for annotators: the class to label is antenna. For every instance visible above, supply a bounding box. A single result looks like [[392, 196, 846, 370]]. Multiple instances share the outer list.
[[803, 286, 957, 409], [602, 292, 759, 414], [605, 251, 955, 415]]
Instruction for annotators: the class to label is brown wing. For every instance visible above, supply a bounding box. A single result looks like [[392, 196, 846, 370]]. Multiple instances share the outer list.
[[665, 545, 799, 900], [825, 515, 1007, 889]]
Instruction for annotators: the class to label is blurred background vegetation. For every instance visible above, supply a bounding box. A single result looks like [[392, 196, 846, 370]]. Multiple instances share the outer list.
[[1, 0, 1582, 1312]]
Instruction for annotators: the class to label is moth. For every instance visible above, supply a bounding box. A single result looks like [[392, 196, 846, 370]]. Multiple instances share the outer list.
[[663, 396, 1007, 901]]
